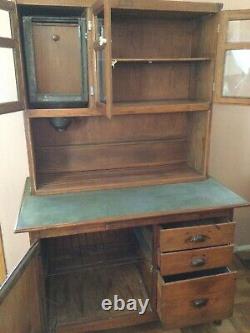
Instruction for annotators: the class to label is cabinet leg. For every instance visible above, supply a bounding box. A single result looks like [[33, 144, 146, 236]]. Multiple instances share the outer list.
[[214, 320, 222, 326]]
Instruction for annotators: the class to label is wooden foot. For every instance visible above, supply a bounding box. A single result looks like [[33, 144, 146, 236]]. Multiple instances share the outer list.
[[213, 320, 222, 326]]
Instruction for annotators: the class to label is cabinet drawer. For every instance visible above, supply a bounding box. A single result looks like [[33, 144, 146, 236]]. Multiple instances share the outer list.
[[159, 221, 235, 252], [158, 245, 233, 276], [157, 268, 236, 329]]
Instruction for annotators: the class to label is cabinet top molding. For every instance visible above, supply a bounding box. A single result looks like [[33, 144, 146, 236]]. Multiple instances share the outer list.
[[16, 178, 248, 234], [16, 0, 223, 13]]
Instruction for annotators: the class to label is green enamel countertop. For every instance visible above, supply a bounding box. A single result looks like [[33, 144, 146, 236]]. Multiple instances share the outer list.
[[16, 178, 248, 233]]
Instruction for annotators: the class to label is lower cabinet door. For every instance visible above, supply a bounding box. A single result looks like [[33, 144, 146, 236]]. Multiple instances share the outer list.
[[157, 267, 236, 329]]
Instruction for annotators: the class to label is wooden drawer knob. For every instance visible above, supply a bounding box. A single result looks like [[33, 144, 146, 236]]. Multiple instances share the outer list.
[[192, 298, 208, 308], [188, 234, 208, 243], [191, 257, 206, 267], [52, 34, 60, 42]]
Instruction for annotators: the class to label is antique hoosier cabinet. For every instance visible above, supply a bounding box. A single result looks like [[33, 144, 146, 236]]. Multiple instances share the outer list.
[[0, 0, 250, 332]]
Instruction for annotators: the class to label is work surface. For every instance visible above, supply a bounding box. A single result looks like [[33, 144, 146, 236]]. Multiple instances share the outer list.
[[15, 178, 248, 233]]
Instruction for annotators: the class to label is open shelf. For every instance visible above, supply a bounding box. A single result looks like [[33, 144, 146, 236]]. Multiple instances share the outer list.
[[113, 57, 211, 64], [43, 230, 155, 331], [113, 99, 211, 114], [31, 111, 209, 195], [36, 163, 205, 195]]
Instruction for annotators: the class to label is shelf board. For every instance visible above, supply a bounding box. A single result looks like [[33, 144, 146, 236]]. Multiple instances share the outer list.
[[47, 262, 154, 330], [113, 99, 211, 115], [26, 107, 103, 119], [36, 163, 205, 195], [112, 57, 211, 64]]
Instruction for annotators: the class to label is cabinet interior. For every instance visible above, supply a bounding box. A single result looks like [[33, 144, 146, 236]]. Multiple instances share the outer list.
[[41, 228, 153, 330], [30, 111, 208, 194], [111, 9, 217, 112]]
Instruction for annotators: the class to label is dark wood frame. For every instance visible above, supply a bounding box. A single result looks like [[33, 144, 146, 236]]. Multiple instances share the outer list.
[[0, 0, 25, 115], [22, 15, 89, 108]]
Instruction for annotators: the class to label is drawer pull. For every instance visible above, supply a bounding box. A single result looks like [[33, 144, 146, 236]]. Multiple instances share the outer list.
[[191, 257, 206, 267], [192, 298, 208, 308], [188, 234, 208, 243], [52, 34, 60, 42]]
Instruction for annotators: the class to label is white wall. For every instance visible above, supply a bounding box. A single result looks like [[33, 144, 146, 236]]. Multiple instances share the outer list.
[[0, 0, 250, 274], [0, 112, 30, 273]]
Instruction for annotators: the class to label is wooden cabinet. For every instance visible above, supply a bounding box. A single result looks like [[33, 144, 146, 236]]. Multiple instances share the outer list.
[[0, 1, 250, 332]]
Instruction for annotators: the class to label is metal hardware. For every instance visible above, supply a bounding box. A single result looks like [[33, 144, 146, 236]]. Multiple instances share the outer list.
[[112, 59, 118, 69], [88, 20, 92, 31], [191, 257, 206, 267], [192, 298, 208, 308], [213, 81, 216, 92], [85, 32, 88, 39], [99, 36, 107, 46], [90, 86, 95, 96], [217, 24, 220, 33], [188, 234, 208, 243], [52, 34, 60, 42], [49, 118, 72, 132]]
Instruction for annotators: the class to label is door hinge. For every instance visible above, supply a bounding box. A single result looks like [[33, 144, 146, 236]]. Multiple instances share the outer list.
[[90, 86, 95, 96], [88, 20, 92, 31], [213, 81, 216, 92], [217, 24, 220, 33]]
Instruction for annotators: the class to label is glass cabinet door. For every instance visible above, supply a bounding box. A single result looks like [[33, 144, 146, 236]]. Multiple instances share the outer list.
[[92, 0, 112, 118], [0, 0, 24, 115], [215, 10, 250, 104]]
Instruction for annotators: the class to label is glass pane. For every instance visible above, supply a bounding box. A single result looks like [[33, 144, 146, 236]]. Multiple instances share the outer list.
[[0, 47, 18, 103], [227, 20, 250, 43], [223, 50, 250, 98], [0, 9, 12, 38]]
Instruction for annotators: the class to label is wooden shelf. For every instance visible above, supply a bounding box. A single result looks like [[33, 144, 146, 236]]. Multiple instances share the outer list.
[[36, 163, 205, 195], [26, 107, 103, 119], [113, 100, 211, 115], [112, 57, 211, 64]]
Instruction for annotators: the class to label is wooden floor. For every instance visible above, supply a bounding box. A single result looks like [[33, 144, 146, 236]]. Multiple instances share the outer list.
[[96, 255, 250, 333]]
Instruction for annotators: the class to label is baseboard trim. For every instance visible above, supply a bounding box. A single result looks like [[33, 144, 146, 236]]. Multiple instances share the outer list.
[[234, 244, 250, 253]]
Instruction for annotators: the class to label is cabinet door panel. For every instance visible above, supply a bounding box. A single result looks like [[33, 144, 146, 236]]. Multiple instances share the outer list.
[[0, 242, 46, 333], [215, 10, 250, 104], [0, 0, 25, 115], [93, 0, 112, 118]]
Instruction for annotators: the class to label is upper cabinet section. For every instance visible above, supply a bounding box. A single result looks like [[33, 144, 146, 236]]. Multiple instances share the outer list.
[[215, 10, 250, 104], [0, 0, 24, 115], [99, 0, 222, 116]]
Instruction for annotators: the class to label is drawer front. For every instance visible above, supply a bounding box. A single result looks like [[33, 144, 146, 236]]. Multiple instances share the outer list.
[[157, 270, 236, 329], [159, 222, 235, 252], [158, 245, 233, 276]]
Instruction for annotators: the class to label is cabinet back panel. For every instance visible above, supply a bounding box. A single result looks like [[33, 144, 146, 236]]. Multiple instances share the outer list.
[[32, 23, 82, 94], [32, 113, 188, 146], [112, 16, 199, 58], [36, 139, 187, 173], [113, 63, 195, 102]]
